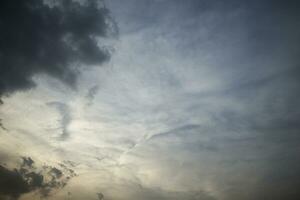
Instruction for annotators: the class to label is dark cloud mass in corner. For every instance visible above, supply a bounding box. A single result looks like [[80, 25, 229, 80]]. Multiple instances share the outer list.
[[0, 0, 116, 96], [0, 157, 76, 199], [0, 165, 29, 199]]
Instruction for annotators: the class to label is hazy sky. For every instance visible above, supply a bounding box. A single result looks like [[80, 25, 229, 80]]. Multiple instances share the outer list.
[[1, 0, 300, 200]]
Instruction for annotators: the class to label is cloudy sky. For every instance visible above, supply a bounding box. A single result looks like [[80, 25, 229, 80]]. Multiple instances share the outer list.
[[1, 0, 300, 199]]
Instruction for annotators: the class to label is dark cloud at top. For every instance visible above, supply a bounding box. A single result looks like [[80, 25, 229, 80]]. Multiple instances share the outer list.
[[0, 0, 117, 97]]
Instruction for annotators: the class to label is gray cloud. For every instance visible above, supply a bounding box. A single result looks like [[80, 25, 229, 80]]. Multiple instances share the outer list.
[[0, 100, 6, 131], [0, 0, 116, 97], [86, 85, 100, 106], [97, 192, 104, 200], [100, 184, 217, 200], [47, 101, 71, 140], [136, 188, 217, 200], [0, 120, 7, 131]]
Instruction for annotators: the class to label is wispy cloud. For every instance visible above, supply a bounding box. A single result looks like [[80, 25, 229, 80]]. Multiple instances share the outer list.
[[47, 102, 72, 140]]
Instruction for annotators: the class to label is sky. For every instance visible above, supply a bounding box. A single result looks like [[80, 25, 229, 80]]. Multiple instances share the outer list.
[[0, 0, 300, 199]]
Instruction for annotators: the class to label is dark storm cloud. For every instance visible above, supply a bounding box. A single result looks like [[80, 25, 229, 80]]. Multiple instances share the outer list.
[[0, 165, 29, 199], [0, 0, 116, 97], [0, 157, 76, 199]]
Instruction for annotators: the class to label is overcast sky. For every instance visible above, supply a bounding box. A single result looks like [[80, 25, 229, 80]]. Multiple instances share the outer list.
[[1, 0, 300, 200]]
